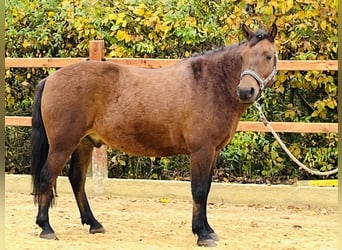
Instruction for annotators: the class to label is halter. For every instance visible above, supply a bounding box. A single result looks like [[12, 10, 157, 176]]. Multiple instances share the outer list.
[[240, 52, 278, 91]]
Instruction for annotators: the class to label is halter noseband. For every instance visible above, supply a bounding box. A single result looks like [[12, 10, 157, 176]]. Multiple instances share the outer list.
[[240, 52, 278, 90]]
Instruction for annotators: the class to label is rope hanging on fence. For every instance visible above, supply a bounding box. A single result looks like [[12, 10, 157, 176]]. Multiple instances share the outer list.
[[255, 103, 338, 176]]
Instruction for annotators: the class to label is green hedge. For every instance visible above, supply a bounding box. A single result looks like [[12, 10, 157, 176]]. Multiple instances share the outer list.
[[5, 0, 338, 181]]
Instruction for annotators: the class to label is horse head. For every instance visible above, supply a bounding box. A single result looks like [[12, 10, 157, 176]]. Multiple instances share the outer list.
[[237, 23, 278, 103]]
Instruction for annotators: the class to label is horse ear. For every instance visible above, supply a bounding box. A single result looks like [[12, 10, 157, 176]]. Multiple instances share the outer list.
[[268, 23, 277, 41], [241, 23, 254, 41]]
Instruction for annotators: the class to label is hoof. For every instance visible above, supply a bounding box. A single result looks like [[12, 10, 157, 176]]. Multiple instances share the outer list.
[[197, 238, 217, 247], [209, 232, 219, 241], [90, 226, 106, 234], [39, 232, 58, 240]]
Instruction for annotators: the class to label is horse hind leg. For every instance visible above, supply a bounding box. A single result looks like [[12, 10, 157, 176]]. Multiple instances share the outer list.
[[69, 138, 105, 234], [35, 147, 74, 240], [35, 161, 58, 240]]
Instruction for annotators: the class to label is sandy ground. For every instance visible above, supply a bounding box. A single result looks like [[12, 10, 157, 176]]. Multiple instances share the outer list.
[[5, 191, 338, 250]]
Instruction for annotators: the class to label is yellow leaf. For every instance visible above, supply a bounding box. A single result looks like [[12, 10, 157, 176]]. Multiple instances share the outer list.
[[108, 13, 116, 20], [134, 8, 145, 16], [109, 46, 125, 58], [261, 6, 273, 15], [21, 81, 29, 86], [285, 0, 293, 11], [298, 10, 305, 19], [275, 157, 283, 163], [320, 20, 327, 30], [284, 110, 295, 119], [22, 40, 30, 48], [116, 30, 130, 42], [275, 84, 285, 94], [116, 30, 124, 41], [326, 98, 336, 109], [186, 17, 196, 27], [119, 159, 126, 166], [289, 143, 301, 158], [118, 13, 125, 18], [116, 16, 127, 27], [159, 197, 170, 204], [278, 71, 287, 82]]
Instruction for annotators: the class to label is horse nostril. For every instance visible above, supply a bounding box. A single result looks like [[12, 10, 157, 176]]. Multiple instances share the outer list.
[[249, 87, 255, 96]]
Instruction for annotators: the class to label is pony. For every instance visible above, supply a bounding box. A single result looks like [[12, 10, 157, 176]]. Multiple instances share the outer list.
[[31, 23, 277, 247]]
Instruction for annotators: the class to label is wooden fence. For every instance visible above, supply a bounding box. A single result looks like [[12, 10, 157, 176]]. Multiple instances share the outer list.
[[5, 40, 338, 192]]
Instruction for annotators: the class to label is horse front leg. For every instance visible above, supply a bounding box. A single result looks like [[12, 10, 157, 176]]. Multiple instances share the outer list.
[[69, 139, 105, 234], [190, 148, 218, 247], [204, 164, 219, 241]]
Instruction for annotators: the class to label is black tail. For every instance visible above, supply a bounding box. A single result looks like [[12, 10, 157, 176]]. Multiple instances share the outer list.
[[31, 79, 49, 204]]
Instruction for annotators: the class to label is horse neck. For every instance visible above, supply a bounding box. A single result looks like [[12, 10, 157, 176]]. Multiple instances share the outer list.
[[204, 44, 246, 104]]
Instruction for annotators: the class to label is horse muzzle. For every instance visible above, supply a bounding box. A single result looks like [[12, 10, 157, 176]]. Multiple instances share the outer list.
[[237, 78, 260, 104]]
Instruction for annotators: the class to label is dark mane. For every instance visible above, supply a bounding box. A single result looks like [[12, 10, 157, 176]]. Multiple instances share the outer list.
[[184, 26, 274, 60], [185, 27, 274, 60], [183, 43, 241, 60]]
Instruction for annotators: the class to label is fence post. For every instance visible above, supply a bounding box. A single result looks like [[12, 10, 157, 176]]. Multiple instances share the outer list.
[[89, 40, 108, 195]]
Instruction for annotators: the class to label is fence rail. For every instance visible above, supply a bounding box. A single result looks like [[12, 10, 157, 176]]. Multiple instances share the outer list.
[[4, 116, 338, 133], [5, 58, 338, 71]]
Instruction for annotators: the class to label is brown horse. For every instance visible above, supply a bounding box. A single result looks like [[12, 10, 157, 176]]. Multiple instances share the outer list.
[[31, 23, 277, 247]]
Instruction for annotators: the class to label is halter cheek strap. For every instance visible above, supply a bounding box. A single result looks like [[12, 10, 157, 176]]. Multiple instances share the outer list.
[[240, 52, 278, 90]]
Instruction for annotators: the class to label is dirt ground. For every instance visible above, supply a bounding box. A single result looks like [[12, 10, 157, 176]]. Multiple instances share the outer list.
[[5, 191, 338, 250]]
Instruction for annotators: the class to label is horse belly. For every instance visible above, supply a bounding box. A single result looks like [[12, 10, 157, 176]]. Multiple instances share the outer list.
[[103, 129, 188, 157]]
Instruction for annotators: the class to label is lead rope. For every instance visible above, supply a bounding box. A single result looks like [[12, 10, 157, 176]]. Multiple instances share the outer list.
[[254, 102, 338, 176]]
